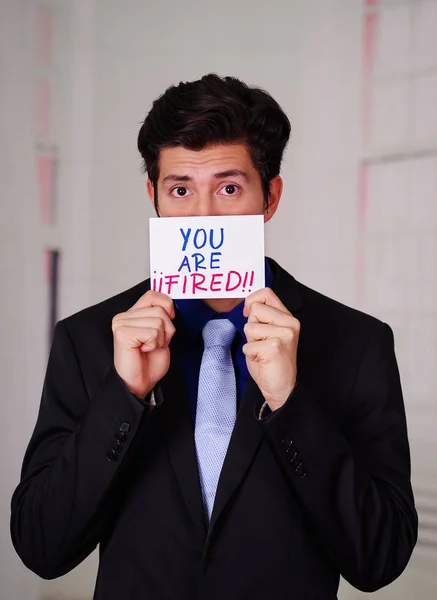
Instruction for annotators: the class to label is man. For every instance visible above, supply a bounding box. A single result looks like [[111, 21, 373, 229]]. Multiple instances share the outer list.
[[11, 74, 417, 599]]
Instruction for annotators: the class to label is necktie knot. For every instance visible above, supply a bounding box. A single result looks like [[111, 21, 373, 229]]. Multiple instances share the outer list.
[[202, 318, 237, 350]]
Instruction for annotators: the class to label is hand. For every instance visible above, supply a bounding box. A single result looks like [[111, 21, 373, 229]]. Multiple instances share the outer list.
[[242, 288, 300, 412], [112, 290, 176, 399]]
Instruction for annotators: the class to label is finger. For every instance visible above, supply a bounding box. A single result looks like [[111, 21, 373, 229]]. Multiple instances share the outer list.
[[131, 290, 175, 319], [113, 326, 166, 352], [242, 338, 283, 363], [247, 302, 299, 330], [114, 308, 176, 342], [244, 322, 296, 344], [244, 287, 288, 318], [113, 316, 173, 346]]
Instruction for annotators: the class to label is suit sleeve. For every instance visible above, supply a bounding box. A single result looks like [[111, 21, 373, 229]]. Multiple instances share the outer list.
[[258, 322, 418, 593], [10, 319, 153, 579]]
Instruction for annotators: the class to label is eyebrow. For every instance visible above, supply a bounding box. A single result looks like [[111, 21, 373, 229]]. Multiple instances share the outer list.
[[162, 174, 192, 184], [213, 169, 249, 182], [162, 169, 249, 184]]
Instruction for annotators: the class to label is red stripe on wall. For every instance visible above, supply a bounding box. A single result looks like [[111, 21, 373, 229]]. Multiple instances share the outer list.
[[37, 155, 53, 225], [35, 4, 53, 67], [362, 10, 378, 146], [358, 1, 379, 305], [35, 78, 52, 142]]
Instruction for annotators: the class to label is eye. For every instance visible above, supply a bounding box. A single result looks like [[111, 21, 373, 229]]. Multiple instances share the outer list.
[[170, 186, 192, 198], [218, 184, 240, 196]]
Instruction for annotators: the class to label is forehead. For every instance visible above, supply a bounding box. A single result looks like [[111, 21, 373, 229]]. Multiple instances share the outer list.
[[157, 144, 255, 179]]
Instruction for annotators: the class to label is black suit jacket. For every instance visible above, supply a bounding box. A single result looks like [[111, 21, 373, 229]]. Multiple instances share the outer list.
[[11, 259, 417, 599]]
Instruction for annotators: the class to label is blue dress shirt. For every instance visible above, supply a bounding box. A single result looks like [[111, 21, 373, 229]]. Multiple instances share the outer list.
[[174, 259, 274, 424]]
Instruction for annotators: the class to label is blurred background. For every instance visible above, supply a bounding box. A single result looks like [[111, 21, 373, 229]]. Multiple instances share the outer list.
[[1, 0, 436, 598]]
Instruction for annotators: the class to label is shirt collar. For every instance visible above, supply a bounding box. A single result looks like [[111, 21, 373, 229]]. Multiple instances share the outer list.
[[175, 258, 274, 338]]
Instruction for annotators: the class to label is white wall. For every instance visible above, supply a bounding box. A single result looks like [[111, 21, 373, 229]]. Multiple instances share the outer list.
[[1, 1, 45, 599], [1, 0, 436, 599]]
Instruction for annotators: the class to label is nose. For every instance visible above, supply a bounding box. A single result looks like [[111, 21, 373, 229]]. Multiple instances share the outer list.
[[192, 193, 219, 217]]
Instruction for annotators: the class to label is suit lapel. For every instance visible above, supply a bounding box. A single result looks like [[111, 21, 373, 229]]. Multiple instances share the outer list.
[[268, 258, 303, 316], [155, 348, 208, 543]]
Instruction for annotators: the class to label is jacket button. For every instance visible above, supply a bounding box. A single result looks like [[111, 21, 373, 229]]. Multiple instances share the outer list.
[[115, 431, 127, 443], [112, 440, 123, 453], [288, 450, 298, 464], [119, 422, 131, 433], [295, 466, 307, 478], [107, 449, 119, 462]]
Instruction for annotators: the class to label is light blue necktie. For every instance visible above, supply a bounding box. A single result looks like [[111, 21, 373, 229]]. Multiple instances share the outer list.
[[195, 318, 237, 521]]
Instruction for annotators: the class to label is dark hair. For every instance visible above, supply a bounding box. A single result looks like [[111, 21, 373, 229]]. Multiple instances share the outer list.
[[137, 74, 291, 210]]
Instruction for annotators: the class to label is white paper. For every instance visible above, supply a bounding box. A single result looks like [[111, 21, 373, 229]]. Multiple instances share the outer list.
[[149, 215, 265, 299]]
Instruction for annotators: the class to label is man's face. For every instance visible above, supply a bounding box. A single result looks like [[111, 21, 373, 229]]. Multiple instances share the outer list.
[[147, 143, 282, 222]]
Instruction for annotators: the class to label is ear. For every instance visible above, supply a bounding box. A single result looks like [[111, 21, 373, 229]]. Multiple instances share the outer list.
[[147, 179, 160, 216], [146, 179, 154, 204], [263, 175, 283, 223]]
